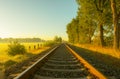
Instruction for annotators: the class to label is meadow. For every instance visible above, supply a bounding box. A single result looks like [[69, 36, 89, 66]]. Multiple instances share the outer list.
[[0, 42, 49, 70]]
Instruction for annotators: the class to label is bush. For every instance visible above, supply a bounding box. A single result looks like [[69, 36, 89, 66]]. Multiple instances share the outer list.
[[4, 60, 17, 68], [8, 41, 26, 56], [43, 41, 57, 47]]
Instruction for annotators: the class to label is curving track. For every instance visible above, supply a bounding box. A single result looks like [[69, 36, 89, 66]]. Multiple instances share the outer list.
[[14, 44, 107, 79]]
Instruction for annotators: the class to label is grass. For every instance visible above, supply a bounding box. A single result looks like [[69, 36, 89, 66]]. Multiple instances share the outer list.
[[75, 44, 120, 58], [0, 42, 49, 70], [0, 43, 10, 63]]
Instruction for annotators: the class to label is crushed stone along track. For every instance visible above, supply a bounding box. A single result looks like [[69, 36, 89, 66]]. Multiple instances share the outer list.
[[14, 44, 107, 79], [32, 44, 97, 79], [33, 45, 87, 79]]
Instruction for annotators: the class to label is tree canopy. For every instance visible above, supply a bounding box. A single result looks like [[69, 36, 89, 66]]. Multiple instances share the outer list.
[[66, 0, 120, 50]]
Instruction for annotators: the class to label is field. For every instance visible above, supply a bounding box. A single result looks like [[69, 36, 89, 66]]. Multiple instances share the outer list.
[[0, 42, 49, 70]]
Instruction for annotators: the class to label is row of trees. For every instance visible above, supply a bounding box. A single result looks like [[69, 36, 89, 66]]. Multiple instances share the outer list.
[[7, 36, 62, 56], [67, 0, 120, 50], [54, 36, 62, 43], [0, 38, 44, 43]]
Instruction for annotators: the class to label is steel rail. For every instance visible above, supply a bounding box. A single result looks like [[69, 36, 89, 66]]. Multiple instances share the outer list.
[[14, 46, 59, 79], [65, 44, 107, 79]]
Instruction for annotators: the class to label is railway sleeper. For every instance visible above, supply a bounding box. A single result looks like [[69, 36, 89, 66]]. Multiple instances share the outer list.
[[49, 58, 77, 61], [45, 63, 82, 66], [35, 69, 88, 78], [47, 59, 78, 63], [43, 64, 84, 69], [46, 60, 79, 64], [33, 75, 87, 79]]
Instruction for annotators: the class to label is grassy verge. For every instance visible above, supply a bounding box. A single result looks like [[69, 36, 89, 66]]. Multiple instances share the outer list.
[[0, 40, 59, 79], [69, 44, 120, 78], [75, 44, 120, 58], [0, 42, 50, 70]]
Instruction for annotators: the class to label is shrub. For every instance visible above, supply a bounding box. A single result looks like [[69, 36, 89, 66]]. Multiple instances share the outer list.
[[4, 60, 17, 68], [43, 41, 57, 47], [8, 41, 26, 56]]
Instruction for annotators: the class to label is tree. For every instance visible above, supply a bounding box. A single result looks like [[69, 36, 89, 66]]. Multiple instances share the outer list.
[[54, 36, 62, 43], [67, 0, 119, 49], [66, 18, 79, 43], [77, 0, 97, 43], [93, 0, 111, 47], [8, 41, 26, 56], [110, 0, 119, 49]]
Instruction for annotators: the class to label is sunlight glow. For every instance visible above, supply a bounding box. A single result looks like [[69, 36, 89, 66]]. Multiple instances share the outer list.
[[0, 0, 77, 41], [0, 27, 11, 38]]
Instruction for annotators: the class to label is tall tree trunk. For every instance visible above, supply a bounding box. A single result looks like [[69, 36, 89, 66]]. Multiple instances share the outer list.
[[118, 23, 120, 47], [110, 0, 119, 49], [76, 26, 79, 43], [99, 23, 104, 47], [88, 28, 92, 44], [77, 33, 79, 43], [88, 35, 92, 44]]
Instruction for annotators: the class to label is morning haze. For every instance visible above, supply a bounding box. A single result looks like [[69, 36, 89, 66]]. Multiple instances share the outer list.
[[0, 0, 78, 40]]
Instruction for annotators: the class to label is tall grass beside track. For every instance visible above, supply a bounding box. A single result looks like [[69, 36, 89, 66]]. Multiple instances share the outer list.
[[75, 44, 120, 59], [69, 44, 120, 78], [0, 42, 49, 70], [0, 41, 58, 79]]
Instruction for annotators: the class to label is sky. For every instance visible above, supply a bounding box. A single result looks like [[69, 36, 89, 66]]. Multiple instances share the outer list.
[[0, 0, 78, 40]]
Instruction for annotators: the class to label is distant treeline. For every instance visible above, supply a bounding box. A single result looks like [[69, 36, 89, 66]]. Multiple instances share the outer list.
[[0, 38, 45, 43]]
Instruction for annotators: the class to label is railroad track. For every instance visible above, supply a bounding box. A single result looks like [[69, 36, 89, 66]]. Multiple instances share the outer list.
[[14, 44, 107, 79]]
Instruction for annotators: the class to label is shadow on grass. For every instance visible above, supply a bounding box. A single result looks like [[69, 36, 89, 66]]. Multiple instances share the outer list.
[[69, 44, 120, 78]]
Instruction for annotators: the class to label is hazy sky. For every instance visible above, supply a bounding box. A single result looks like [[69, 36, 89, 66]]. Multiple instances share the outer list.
[[0, 0, 78, 40]]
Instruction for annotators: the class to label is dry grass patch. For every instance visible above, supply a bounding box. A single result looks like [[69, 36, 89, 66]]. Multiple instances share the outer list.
[[75, 44, 120, 58], [0, 42, 49, 70], [70, 44, 120, 78]]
